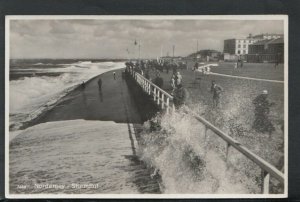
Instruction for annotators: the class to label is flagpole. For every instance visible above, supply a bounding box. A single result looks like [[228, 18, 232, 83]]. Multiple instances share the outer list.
[[138, 40, 141, 61]]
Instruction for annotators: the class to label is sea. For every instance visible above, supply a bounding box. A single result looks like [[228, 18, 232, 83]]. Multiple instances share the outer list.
[[8, 59, 279, 195], [9, 59, 125, 131]]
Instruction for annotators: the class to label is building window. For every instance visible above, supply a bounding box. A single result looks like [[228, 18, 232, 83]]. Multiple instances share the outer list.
[[238, 45, 241, 48], [237, 50, 240, 54], [243, 45, 246, 48]]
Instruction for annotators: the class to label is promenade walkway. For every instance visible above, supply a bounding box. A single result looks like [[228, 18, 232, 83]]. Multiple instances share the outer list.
[[10, 69, 161, 194], [29, 69, 141, 124]]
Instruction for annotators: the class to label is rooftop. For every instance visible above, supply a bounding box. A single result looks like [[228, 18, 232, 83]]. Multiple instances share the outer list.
[[251, 37, 284, 46]]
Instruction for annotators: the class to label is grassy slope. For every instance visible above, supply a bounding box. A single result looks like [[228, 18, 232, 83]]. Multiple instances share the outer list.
[[147, 62, 285, 170]]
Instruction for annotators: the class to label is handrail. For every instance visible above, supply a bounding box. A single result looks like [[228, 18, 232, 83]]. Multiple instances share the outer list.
[[127, 67, 285, 193], [134, 71, 173, 99], [189, 110, 284, 183]]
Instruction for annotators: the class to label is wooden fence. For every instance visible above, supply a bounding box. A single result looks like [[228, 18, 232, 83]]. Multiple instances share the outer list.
[[127, 68, 285, 194]]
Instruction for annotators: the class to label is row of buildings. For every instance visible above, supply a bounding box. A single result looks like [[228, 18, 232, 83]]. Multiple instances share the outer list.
[[159, 33, 284, 68], [223, 33, 284, 63]]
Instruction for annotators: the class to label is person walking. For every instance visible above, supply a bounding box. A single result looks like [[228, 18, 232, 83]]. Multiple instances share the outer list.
[[98, 78, 102, 91], [234, 61, 238, 69], [113, 72, 116, 80], [193, 61, 199, 71], [252, 90, 275, 135], [176, 71, 182, 86], [210, 80, 223, 108], [170, 74, 176, 95], [173, 83, 188, 109]]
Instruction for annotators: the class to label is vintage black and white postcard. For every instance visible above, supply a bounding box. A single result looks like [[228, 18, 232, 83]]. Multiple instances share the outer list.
[[5, 15, 288, 198]]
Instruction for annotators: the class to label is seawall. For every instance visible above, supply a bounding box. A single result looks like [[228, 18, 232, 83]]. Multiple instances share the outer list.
[[124, 70, 160, 123]]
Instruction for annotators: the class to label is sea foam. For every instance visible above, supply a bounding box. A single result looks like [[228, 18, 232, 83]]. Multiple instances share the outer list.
[[9, 61, 125, 130]]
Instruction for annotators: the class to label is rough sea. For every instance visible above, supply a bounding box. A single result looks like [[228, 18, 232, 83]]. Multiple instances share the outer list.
[[8, 59, 283, 195]]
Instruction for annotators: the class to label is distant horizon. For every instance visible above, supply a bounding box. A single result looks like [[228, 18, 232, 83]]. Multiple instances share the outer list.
[[10, 58, 128, 60], [9, 18, 284, 59]]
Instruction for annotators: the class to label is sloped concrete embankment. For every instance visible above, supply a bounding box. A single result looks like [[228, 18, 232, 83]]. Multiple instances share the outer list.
[[124, 71, 160, 123]]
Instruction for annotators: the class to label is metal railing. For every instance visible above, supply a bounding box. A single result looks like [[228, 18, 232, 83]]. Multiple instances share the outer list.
[[129, 69, 174, 113], [190, 110, 285, 194], [128, 68, 285, 194]]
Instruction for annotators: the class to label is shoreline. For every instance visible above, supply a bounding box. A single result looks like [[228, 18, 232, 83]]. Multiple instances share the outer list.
[[10, 66, 126, 132]]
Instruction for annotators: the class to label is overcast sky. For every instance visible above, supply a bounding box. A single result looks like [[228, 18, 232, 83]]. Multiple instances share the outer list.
[[10, 19, 284, 59]]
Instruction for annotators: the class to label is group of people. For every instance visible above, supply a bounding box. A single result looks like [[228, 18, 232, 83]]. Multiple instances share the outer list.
[[125, 59, 186, 77]]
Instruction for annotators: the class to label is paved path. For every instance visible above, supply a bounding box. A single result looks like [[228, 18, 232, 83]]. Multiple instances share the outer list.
[[209, 72, 284, 83], [28, 69, 141, 126]]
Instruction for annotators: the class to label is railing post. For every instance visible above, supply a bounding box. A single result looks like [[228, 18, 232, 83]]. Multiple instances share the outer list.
[[261, 170, 270, 194], [204, 125, 208, 141], [166, 97, 170, 114], [157, 91, 160, 105], [148, 83, 150, 95], [161, 94, 165, 109], [225, 142, 231, 169], [147, 81, 149, 93], [154, 88, 156, 101], [204, 125, 208, 157]]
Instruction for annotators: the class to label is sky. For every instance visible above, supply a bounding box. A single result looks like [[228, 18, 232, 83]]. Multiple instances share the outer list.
[[9, 19, 284, 59]]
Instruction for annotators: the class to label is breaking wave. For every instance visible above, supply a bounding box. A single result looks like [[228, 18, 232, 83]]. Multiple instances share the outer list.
[[137, 104, 283, 194], [9, 61, 125, 130]]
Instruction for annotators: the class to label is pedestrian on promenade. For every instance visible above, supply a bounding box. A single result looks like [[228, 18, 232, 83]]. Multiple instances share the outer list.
[[98, 78, 102, 91], [193, 62, 199, 71], [176, 71, 182, 86], [113, 72, 116, 80], [98, 78, 103, 102], [252, 90, 275, 136], [234, 61, 238, 69], [173, 83, 188, 109], [170, 74, 176, 95], [153, 73, 164, 88], [210, 80, 223, 108], [81, 81, 86, 89]]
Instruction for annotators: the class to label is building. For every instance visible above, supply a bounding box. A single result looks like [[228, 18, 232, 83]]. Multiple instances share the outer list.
[[246, 37, 284, 63], [224, 37, 259, 57], [252, 33, 283, 40], [223, 33, 283, 60]]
